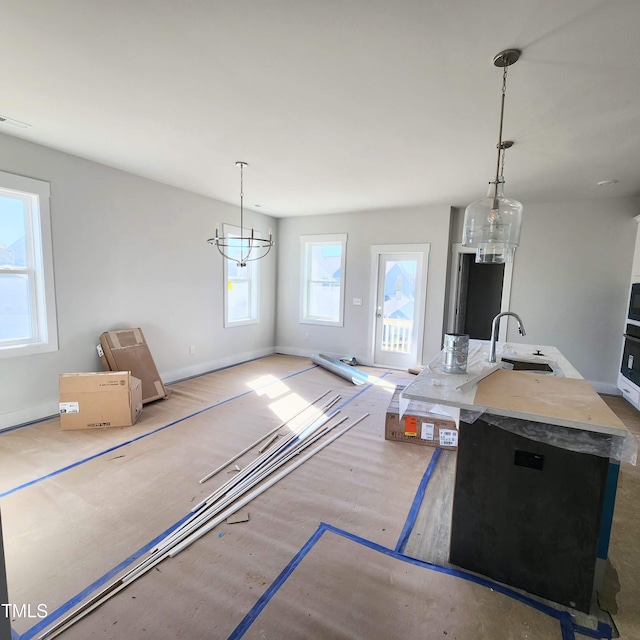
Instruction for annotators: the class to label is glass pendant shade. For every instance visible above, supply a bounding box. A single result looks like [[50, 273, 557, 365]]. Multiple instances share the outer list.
[[462, 178, 523, 264]]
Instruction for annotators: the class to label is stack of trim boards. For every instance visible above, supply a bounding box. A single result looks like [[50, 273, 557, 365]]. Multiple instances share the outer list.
[[98, 328, 169, 404]]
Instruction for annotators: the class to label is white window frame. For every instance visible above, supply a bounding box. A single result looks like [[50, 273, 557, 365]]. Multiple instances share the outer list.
[[0, 171, 58, 358], [223, 224, 260, 328], [300, 233, 347, 327]]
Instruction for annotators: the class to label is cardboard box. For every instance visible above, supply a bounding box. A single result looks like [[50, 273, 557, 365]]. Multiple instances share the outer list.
[[59, 372, 143, 430], [385, 386, 458, 449], [97, 328, 168, 404]]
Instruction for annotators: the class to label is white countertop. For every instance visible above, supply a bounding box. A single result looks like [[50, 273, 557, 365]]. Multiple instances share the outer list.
[[401, 340, 628, 438]]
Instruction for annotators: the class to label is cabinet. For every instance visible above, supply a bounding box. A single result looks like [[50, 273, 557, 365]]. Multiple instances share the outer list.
[[449, 417, 610, 613]]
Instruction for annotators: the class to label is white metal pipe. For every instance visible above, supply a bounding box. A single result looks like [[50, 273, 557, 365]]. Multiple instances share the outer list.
[[192, 397, 341, 512], [198, 389, 332, 483], [158, 410, 343, 553], [154, 416, 347, 554], [168, 413, 369, 557], [257, 432, 279, 453]]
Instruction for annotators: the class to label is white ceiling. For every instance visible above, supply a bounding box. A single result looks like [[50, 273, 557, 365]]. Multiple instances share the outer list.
[[1, 0, 639, 217]]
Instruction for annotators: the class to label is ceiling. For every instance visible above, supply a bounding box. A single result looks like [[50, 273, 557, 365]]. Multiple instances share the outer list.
[[1, 0, 639, 217]]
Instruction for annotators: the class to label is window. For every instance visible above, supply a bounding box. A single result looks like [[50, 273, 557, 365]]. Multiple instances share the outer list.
[[0, 171, 57, 358], [300, 234, 347, 326], [223, 225, 259, 327]]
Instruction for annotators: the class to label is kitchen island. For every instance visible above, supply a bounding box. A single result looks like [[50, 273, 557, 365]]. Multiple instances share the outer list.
[[401, 340, 632, 614]]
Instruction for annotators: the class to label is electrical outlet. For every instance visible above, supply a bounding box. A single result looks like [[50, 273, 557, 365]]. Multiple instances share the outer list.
[[189, 345, 195, 355], [304, 332, 310, 341]]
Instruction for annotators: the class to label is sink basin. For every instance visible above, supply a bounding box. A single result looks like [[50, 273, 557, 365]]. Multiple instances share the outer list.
[[500, 357, 554, 373]]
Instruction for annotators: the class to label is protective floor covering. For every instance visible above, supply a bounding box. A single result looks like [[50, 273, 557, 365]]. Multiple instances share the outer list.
[[1, 355, 632, 639], [231, 524, 568, 640]]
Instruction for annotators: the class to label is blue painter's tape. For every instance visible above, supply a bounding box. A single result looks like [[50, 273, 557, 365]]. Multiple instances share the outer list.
[[19, 513, 192, 640], [11, 626, 20, 640], [395, 447, 442, 553], [229, 521, 615, 640], [559, 611, 576, 640], [597, 462, 620, 559], [167, 354, 303, 385], [227, 525, 327, 640], [335, 371, 390, 410], [0, 365, 319, 500], [321, 522, 566, 617], [598, 620, 613, 639]]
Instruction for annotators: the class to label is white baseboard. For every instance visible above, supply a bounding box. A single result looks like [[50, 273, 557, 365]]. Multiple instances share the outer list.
[[275, 346, 373, 366], [273, 345, 314, 359], [0, 402, 59, 432], [162, 347, 277, 384], [589, 380, 621, 395]]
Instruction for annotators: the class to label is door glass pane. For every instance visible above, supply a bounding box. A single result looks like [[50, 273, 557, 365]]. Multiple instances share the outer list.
[[0, 274, 32, 341], [381, 260, 417, 353], [0, 195, 27, 267]]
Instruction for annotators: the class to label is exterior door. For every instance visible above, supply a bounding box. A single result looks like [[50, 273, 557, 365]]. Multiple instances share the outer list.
[[372, 246, 429, 369]]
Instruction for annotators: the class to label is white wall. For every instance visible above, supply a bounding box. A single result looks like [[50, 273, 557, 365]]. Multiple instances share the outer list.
[[451, 197, 640, 391], [275, 205, 452, 366], [0, 134, 278, 429]]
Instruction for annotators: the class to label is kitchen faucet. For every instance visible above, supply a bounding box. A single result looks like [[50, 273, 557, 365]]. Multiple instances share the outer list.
[[488, 312, 526, 363]]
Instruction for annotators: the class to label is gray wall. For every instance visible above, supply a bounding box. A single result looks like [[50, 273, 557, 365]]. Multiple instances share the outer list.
[[1, 130, 636, 429], [0, 134, 277, 429], [451, 198, 639, 391], [275, 205, 452, 365]]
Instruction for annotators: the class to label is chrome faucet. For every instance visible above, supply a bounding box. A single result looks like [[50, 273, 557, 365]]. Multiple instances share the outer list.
[[488, 312, 526, 363]]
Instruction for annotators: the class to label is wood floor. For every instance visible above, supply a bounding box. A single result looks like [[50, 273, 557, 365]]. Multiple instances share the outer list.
[[1, 355, 639, 639]]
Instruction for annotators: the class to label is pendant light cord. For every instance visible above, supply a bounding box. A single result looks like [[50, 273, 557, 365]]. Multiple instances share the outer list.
[[493, 64, 509, 207]]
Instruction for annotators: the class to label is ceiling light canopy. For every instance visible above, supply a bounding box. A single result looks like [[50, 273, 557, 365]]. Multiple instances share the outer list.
[[208, 162, 274, 267], [462, 49, 523, 264]]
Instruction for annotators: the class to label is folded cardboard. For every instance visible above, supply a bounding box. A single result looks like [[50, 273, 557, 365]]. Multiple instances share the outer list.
[[59, 371, 143, 430], [385, 385, 458, 449], [98, 328, 168, 404]]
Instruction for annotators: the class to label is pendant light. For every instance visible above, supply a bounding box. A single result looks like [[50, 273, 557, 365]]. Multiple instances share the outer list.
[[462, 49, 523, 264], [208, 161, 274, 267]]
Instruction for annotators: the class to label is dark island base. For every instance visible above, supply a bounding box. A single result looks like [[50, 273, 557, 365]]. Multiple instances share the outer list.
[[449, 417, 610, 613]]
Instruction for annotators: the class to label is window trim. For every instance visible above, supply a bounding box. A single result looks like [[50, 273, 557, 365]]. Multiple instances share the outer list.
[[0, 171, 58, 358], [222, 224, 260, 328], [300, 233, 347, 327]]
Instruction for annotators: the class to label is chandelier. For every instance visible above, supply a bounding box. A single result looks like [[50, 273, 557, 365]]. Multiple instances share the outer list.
[[208, 161, 274, 267], [462, 49, 523, 264]]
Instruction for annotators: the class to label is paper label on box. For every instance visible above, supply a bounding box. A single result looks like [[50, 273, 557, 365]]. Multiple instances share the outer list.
[[59, 402, 79, 414], [439, 429, 458, 447], [421, 422, 435, 440]]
